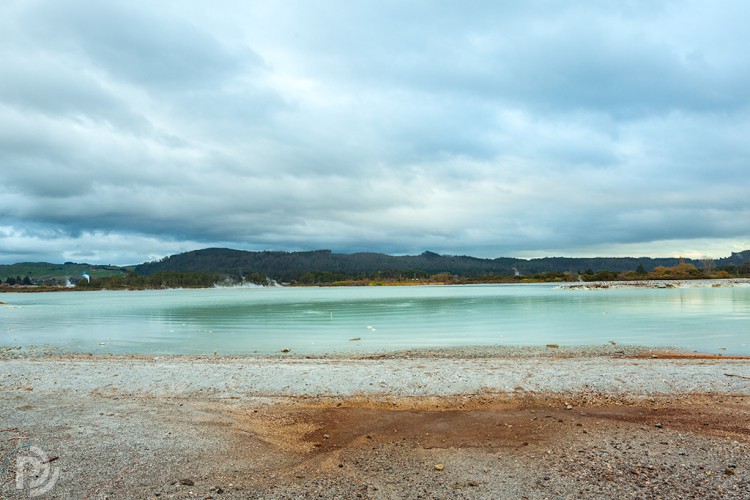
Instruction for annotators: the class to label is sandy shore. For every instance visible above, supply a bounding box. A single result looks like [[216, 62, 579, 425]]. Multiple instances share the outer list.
[[2, 346, 749, 498], [559, 278, 750, 289]]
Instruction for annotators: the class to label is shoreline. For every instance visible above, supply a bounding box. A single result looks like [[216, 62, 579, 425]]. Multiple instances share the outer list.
[[2, 345, 749, 497], [3, 277, 750, 293], [560, 277, 750, 290], [4, 342, 750, 362], [3, 346, 749, 399], [0, 343, 669, 360]]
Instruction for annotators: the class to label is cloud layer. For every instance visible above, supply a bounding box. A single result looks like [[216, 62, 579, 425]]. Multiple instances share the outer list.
[[2, 0, 749, 264]]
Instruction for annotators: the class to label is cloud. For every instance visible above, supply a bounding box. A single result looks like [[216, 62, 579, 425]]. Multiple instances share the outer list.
[[23, 0, 257, 89], [1, 0, 749, 264]]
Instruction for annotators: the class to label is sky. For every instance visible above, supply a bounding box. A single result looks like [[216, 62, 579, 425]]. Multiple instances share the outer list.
[[1, 0, 749, 265]]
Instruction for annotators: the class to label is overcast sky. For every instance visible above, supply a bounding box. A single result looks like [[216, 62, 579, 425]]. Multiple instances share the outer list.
[[2, 0, 749, 265]]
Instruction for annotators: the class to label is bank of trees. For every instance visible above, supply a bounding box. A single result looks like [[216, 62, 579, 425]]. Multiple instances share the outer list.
[[134, 248, 699, 283], [133, 247, 746, 283], [4, 276, 32, 286], [4, 249, 750, 291], [77, 271, 225, 289]]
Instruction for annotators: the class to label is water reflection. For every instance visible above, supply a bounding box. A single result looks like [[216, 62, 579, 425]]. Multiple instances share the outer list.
[[1, 284, 748, 355]]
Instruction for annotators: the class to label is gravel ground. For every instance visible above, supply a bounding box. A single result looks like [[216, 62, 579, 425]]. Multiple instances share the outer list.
[[1, 346, 749, 498], [559, 278, 750, 289]]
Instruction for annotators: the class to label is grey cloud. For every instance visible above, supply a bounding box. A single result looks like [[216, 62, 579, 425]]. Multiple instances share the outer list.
[[0, 54, 129, 123], [25, 0, 258, 91], [1, 0, 749, 264], [275, 1, 750, 117]]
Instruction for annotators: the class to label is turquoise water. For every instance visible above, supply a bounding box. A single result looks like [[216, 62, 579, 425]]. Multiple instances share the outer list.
[[1, 284, 749, 355]]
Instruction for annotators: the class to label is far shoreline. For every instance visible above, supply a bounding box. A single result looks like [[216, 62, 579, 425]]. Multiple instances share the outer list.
[[3, 277, 750, 293]]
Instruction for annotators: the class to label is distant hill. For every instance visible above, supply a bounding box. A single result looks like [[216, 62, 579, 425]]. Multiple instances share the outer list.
[[721, 250, 750, 266], [0, 262, 127, 284], [4, 249, 748, 286], [135, 248, 526, 282], [133, 248, 750, 282]]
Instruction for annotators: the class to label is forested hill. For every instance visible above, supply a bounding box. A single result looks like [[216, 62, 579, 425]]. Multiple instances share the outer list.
[[132, 248, 743, 282]]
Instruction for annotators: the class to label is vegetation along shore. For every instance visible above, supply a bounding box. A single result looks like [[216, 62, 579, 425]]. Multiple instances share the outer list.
[[2, 248, 749, 291]]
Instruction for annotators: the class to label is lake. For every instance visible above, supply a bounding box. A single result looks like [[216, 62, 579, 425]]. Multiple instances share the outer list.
[[1, 284, 749, 355]]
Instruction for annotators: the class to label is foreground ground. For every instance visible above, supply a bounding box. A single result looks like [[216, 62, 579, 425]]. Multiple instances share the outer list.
[[1, 347, 749, 498]]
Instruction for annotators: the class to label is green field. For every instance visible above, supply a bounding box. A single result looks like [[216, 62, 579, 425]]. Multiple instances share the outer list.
[[0, 262, 128, 282]]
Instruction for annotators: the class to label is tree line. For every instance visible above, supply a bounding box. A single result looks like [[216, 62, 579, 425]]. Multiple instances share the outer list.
[[132, 247, 750, 285], [4, 276, 33, 286], [4, 249, 749, 290], [92, 257, 750, 288], [74, 271, 226, 290]]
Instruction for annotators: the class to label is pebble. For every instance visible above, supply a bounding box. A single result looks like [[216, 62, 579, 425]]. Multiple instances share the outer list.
[[434, 464, 445, 471]]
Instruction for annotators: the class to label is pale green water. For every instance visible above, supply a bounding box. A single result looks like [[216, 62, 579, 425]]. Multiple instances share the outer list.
[[1, 284, 749, 355]]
